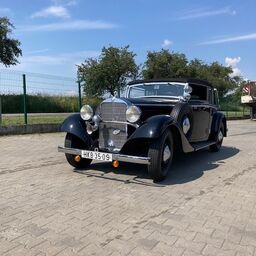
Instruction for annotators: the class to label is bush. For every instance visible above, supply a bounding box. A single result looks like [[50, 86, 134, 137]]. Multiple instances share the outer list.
[[1, 94, 80, 113]]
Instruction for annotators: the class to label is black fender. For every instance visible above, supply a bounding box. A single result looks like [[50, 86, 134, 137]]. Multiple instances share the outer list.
[[129, 115, 175, 140], [126, 115, 194, 153], [211, 112, 227, 137], [61, 113, 92, 146]]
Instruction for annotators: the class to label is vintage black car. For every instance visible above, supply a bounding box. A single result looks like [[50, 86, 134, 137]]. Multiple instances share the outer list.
[[58, 78, 227, 181]]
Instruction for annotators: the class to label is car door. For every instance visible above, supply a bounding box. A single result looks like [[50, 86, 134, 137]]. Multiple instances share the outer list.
[[188, 84, 212, 142]]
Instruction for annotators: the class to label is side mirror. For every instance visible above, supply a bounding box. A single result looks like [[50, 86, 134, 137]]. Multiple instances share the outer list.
[[183, 84, 192, 101]]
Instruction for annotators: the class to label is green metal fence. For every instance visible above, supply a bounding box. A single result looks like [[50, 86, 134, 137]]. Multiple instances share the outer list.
[[0, 69, 252, 126], [0, 69, 82, 126]]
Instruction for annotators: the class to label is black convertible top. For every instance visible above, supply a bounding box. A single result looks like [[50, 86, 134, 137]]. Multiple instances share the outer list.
[[128, 78, 213, 87]]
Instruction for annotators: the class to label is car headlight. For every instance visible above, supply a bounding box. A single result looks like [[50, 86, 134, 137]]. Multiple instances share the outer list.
[[80, 105, 93, 120], [126, 106, 141, 123]]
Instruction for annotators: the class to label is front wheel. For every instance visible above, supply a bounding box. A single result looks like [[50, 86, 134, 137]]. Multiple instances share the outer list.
[[148, 130, 174, 182], [209, 123, 224, 152], [64, 133, 92, 168]]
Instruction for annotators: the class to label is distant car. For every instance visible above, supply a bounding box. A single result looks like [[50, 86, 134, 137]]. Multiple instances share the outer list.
[[58, 78, 227, 181]]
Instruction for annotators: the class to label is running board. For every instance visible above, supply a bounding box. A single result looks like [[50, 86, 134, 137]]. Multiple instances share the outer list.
[[190, 141, 216, 151]]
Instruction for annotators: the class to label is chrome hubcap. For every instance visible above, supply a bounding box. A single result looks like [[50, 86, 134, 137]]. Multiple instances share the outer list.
[[218, 130, 223, 142], [182, 117, 190, 134], [163, 145, 171, 162]]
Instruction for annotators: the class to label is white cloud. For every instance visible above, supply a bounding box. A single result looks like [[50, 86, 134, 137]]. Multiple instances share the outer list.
[[200, 33, 256, 45], [25, 49, 50, 55], [66, 0, 77, 6], [0, 7, 12, 15], [225, 57, 241, 67], [31, 6, 70, 19], [177, 6, 236, 20], [18, 20, 118, 32], [21, 51, 100, 65], [225, 57, 242, 77], [162, 39, 173, 47], [51, 0, 77, 6], [231, 67, 241, 77], [1, 50, 100, 77]]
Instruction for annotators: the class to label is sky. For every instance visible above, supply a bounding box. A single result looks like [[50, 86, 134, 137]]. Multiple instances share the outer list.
[[0, 0, 256, 80]]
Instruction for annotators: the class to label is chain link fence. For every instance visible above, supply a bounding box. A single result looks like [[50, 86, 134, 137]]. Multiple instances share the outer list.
[[0, 69, 82, 126]]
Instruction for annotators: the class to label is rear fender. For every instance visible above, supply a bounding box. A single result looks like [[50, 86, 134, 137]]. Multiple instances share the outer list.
[[61, 114, 92, 145], [211, 112, 227, 137]]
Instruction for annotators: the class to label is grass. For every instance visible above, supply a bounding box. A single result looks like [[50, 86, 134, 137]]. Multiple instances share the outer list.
[[222, 111, 250, 118], [0, 109, 251, 127], [0, 114, 67, 126]]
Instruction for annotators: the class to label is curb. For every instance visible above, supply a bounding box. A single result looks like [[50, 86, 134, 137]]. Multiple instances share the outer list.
[[0, 124, 61, 136], [226, 116, 250, 120]]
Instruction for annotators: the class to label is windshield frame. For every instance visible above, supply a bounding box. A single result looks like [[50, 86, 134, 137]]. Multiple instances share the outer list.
[[126, 82, 187, 99]]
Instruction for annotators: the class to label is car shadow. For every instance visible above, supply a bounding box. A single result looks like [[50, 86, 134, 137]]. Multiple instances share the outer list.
[[74, 146, 239, 187]]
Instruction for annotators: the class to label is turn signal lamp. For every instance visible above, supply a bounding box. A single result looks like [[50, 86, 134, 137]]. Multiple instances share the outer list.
[[74, 155, 81, 162], [112, 160, 119, 168]]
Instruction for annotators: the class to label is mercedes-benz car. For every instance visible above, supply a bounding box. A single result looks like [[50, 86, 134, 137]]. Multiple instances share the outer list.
[[58, 78, 227, 181]]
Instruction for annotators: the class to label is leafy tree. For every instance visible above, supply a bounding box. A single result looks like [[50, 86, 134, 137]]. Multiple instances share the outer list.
[[142, 49, 241, 97], [78, 46, 138, 97], [0, 17, 22, 66], [142, 49, 188, 79], [187, 61, 241, 97]]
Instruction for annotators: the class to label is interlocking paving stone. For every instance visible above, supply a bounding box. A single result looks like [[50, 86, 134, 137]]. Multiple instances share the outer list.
[[0, 120, 256, 255]]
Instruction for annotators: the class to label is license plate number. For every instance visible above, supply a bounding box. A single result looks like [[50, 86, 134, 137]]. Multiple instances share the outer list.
[[81, 150, 112, 162]]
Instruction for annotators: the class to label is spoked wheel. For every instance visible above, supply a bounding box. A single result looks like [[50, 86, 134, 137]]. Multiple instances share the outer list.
[[209, 123, 224, 152], [148, 130, 174, 182], [64, 133, 92, 168]]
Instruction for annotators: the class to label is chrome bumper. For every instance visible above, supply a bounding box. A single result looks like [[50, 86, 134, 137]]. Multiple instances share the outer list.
[[58, 146, 150, 165]]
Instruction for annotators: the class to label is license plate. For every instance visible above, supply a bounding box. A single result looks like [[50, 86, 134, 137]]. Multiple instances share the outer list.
[[81, 150, 112, 162]]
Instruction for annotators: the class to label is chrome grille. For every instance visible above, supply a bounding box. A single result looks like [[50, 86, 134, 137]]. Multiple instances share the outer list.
[[100, 102, 127, 122], [99, 101, 127, 151]]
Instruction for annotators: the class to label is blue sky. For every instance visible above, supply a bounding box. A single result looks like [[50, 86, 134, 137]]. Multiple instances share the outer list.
[[0, 0, 256, 80]]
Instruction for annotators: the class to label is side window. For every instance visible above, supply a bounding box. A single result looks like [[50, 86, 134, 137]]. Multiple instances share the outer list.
[[189, 84, 207, 101]]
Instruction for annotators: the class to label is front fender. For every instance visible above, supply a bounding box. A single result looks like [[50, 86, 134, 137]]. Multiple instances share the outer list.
[[125, 114, 194, 153], [128, 115, 176, 140], [61, 113, 92, 145]]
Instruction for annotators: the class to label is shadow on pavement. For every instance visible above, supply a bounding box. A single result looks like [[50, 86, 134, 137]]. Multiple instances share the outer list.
[[74, 146, 239, 187]]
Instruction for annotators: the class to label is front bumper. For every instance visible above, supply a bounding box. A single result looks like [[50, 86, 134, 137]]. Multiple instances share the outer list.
[[58, 146, 150, 165]]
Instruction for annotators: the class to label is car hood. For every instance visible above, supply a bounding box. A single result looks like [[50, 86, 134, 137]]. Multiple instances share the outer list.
[[121, 97, 178, 121]]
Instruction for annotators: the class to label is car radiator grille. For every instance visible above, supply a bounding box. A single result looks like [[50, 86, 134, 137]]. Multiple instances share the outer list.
[[99, 102, 127, 151]]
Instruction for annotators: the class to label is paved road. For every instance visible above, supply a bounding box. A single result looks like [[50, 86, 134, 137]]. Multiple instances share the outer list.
[[0, 120, 256, 256]]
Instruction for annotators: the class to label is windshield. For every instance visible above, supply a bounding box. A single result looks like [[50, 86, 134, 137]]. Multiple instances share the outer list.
[[128, 82, 185, 99]]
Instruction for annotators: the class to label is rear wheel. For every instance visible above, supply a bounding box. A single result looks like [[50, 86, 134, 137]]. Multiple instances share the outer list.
[[64, 133, 92, 168], [209, 122, 224, 152], [148, 130, 173, 182]]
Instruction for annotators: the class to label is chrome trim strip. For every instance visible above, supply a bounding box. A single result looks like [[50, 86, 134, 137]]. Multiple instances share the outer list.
[[112, 154, 150, 165], [101, 120, 139, 128], [58, 146, 82, 155], [58, 146, 150, 165], [193, 141, 216, 151]]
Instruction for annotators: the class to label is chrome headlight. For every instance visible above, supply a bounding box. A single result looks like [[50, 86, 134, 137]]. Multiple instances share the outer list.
[[126, 106, 141, 123], [80, 105, 93, 120]]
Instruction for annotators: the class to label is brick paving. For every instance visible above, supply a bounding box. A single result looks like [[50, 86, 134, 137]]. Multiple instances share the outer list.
[[0, 120, 256, 255]]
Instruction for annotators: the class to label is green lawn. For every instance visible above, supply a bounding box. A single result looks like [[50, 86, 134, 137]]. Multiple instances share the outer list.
[[0, 110, 251, 126], [222, 111, 250, 118], [0, 115, 67, 126]]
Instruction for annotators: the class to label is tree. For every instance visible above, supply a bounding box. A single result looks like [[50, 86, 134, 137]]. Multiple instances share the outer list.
[[78, 46, 138, 97], [187, 60, 240, 97], [0, 17, 22, 66], [142, 49, 240, 97], [142, 49, 188, 79]]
